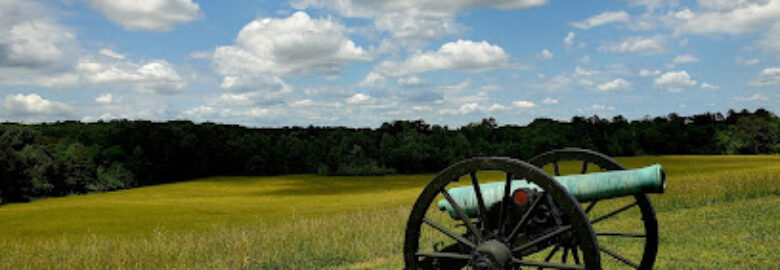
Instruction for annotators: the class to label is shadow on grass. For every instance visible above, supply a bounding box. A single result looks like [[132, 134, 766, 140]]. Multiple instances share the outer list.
[[228, 174, 437, 197]]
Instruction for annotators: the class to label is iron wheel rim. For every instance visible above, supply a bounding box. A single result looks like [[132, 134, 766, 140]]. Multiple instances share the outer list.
[[404, 157, 601, 270], [529, 148, 658, 270]]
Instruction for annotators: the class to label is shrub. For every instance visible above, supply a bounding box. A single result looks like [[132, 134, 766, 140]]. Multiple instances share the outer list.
[[88, 162, 135, 192], [335, 161, 396, 176]]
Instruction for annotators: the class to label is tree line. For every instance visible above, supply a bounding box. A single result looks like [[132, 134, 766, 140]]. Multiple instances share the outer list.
[[1, 108, 778, 204]]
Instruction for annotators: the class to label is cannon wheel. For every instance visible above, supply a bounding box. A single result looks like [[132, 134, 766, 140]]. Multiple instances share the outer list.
[[529, 148, 658, 270], [404, 157, 602, 270]]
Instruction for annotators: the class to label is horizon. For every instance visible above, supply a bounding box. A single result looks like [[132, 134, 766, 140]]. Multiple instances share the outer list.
[[2, 107, 772, 129], [0, 0, 778, 127]]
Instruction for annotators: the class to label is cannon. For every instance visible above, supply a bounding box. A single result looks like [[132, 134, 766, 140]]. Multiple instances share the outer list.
[[437, 164, 664, 220], [404, 148, 664, 270]]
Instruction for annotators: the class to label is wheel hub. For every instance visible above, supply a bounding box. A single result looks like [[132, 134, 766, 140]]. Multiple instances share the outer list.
[[474, 240, 512, 269]]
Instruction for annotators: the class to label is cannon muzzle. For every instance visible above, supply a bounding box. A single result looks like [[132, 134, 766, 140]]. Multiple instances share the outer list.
[[438, 164, 665, 219]]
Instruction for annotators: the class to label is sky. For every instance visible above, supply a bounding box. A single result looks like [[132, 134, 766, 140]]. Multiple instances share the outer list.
[[0, 0, 778, 128]]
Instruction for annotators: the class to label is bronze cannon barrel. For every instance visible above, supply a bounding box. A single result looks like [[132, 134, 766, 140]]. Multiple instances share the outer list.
[[438, 164, 665, 219]]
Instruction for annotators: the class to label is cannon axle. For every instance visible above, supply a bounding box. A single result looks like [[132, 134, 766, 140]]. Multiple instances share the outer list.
[[475, 240, 512, 269]]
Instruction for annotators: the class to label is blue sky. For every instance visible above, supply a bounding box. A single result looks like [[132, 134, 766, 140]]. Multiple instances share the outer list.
[[0, 0, 778, 127]]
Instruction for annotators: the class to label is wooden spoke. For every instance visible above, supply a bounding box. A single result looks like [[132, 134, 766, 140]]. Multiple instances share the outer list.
[[572, 247, 580, 265], [422, 218, 476, 249], [580, 161, 589, 174], [469, 172, 488, 229], [440, 188, 484, 242], [600, 246, 640, 268], [512, 225, 572, 252], [596, 232, 646, 238], [508, 192, 547, 241], [544, 245, 561, 263], [584, 200, 598, 214], [590, 202, 638, 225], [498, 172, 512, 235], [512, 258, 585, 269], [415, 252, 472, 260]]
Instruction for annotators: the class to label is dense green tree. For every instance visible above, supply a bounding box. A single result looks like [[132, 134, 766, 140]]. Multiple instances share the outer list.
[[0, 143, 29, 203], [51, 143, 97, 194], [717, 114, 779, 154], [90, 162, 134, 192], [18, 145, 56, 196], [0, 108, 777, 204]]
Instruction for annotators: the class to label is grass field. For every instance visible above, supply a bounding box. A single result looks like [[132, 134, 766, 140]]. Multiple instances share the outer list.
[[1, 155, 778, 269]]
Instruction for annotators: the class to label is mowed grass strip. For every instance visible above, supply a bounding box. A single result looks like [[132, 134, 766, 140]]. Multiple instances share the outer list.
[[0, 155, 778, 269]]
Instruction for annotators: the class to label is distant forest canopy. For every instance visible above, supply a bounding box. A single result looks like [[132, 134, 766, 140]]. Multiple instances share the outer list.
[[1, 108, 778, 204]]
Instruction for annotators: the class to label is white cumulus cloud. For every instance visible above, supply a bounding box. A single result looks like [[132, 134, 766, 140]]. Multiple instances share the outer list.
[[572, 10, 630, 29], [563, 32, 575, 48], [440, 101, 511, 115], [565, 32, 575, 45], [673, 54, 699, 63], [600, 36, 666, 54], [376, 39, 508, 76], [639, 69, 661, 77], [574, 66, 596, 77], [0, 21, 76, 68], [512, 100, 536, 108], [749, 67, 780, 87], [630, 0, 673, 12], [347, 93, 371, 104], [293, 0, 547, 40], [98, 49, 124, 59], [480, 84, 502, 91], [736, 57, 760, 65], [485, 103, 508, 112], [542, 98, 559, 104], [212, 12, 369, 97], [2, 93, 73, 116], [563, 32, 585, 49], [0, 3, 190, 96], [654, 70, 697, 92], [759, 22, 780, 57], [76, 0, 201, 31], [0, 0, 78, 86], [290, 99, 315, 107], [597, 78, 632, 91], [95, 93, 114, 104], [213, 12, 369, 77], [538, 74, 572, 91], [673, 0, 780, 35], [398, 76, 424, 86], [700, 82, 719, 90], [539, 49, 554, 59], [735, 93, 770, 102], [455, 103, 480, 114], [359, 71, 385, 86], [76, 57, 186, 94], [643, 1, 780, 58], [218, 75, 290, 94], [590, 104, 616, 111]]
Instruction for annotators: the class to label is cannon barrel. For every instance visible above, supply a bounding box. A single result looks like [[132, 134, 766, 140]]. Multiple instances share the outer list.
[[438, 164, 665, 219]]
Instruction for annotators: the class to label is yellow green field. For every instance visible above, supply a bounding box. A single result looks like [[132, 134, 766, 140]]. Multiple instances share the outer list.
[[1, 155, 778, 269]]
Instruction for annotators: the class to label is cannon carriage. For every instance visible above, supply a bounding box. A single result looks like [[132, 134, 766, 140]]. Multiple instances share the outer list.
[[404, 148, 665, 269]]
